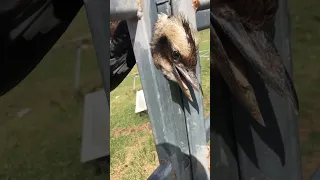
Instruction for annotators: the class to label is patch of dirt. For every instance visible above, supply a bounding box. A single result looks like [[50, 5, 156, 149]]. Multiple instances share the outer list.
[[205, 110, 210, 117], [111, 134, 154, 180], [203, 97, 210, 117], [113, 123, 152, 137], [203, 97, 210, 105]]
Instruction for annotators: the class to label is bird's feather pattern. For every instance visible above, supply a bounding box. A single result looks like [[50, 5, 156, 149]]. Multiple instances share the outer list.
[[210, 1, 299, 125], [210, 20, 265, 125], [211, 7, 299, 113]]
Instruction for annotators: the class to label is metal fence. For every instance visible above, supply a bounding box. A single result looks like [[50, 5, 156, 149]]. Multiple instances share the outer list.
[[107, 0, 210, 179]]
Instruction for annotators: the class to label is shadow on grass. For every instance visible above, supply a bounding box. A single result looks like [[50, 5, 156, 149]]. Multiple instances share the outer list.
[[84, 155, 110, 176]]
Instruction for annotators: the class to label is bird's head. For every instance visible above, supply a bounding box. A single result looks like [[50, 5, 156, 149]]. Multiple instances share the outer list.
[[150, 13, 202, 101]]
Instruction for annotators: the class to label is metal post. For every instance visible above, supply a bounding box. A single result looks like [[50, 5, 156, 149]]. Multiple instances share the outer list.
[[210, 68, 240, 180], [205, 116, 210, 143], [211, 0, 302, 179], [133, 73, 139, 91], [82, 0, 110, 174], [125, 0, 209, 179], [171, 0, 209, 179], [196, 9, 210, 31], [198, 0, 210, 11], [110, 0, 139, 21], [109, 0, 209, 31], [84, 0, 110, 104], [126, 1, 192, 178]]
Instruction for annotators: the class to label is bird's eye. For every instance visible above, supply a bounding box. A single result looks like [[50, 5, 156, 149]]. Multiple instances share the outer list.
[[172, 51, 180, 60]]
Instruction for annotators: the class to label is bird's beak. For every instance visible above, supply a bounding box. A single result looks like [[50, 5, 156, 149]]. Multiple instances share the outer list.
[[172, 62, 203, 101]]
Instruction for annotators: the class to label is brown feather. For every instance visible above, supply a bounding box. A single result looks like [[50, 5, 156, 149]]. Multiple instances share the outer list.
[[210, 0, 299, 125]]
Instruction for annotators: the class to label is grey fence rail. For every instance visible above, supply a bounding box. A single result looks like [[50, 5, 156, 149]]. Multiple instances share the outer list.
[[110, 0, 210, 179]]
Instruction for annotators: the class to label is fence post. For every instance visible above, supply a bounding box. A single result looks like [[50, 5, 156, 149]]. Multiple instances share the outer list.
[[126, 1, 193, 179], [84, 0, 110, 104], [211, 0, 303, 179], [171, 0, 209, 179], [123, 0, 209, 179], [82, 0, 111, 173]]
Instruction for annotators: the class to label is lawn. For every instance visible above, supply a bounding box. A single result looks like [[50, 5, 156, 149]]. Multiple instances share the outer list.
[[109, 29, 210, 180], [0, 9, 107, 180], [290, 0, 320, 178]]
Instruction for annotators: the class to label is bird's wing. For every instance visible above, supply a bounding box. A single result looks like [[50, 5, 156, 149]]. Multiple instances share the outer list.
[[210, 20, 265, 126], [211, 7, 299, 114]]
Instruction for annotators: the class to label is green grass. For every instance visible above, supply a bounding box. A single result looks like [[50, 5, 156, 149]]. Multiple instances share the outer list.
[[110, 29, 210, 179], [0, 9, 107, 180], [290, 0, 320, 179]]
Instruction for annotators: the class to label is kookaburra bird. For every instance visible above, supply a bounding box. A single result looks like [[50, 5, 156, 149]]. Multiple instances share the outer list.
[[110, 0, 201, 94], [150, 1, 202, 101], [210, 0, 299, 125]]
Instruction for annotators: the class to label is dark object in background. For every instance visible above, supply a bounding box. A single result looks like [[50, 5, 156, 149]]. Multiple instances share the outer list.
[[0, 0, 134, 97], [0, 0, 83, 97], [311, 169, 320, 180], [88, 155, 110, 176], [110, 20, 136, 92], [0, 0, 112, 177]]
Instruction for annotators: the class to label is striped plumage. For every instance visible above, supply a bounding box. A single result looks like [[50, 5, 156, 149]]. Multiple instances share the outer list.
[[150, 6, 202, 101], [110, 0, 202, 99], [210, 0, 299, 125]]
